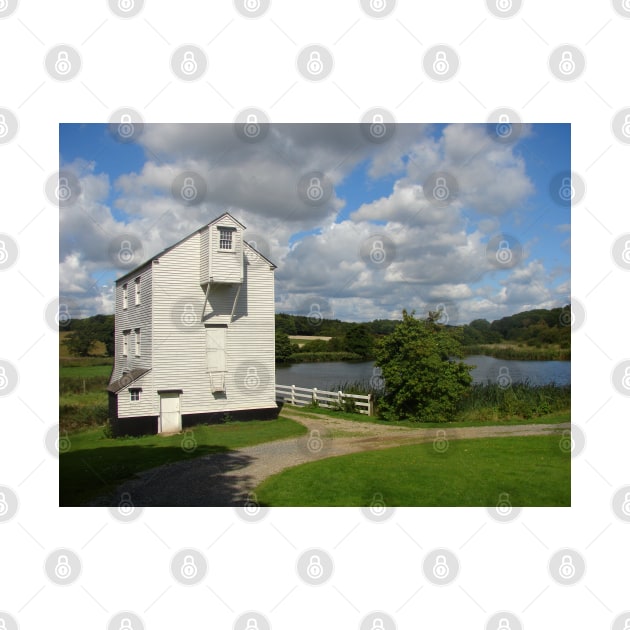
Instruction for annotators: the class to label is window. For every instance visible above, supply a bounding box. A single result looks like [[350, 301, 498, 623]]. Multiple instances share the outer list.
[[135, 328, 141, 356], [122, 330, 129, 356], [135, 277, 141, 305], [130, 388, 141, 401], [219, 228, 233, 250], [122, 283, 128, 309]]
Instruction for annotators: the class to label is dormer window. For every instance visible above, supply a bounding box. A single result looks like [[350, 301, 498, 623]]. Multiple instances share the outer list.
[[219, 228, 233, 250]]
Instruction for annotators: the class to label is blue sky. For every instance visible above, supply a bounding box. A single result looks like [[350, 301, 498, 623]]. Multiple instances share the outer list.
[[59, 122, 570, 324]]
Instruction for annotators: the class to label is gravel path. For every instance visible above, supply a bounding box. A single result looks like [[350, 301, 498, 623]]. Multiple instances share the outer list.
[[88, 411, 570, 507]]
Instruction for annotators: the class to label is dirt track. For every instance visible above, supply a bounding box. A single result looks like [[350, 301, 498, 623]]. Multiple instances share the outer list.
[[88, 411, 570, 507]]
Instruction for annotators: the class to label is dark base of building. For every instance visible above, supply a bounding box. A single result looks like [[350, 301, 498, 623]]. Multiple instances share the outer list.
[[109, 406, 280, 437]]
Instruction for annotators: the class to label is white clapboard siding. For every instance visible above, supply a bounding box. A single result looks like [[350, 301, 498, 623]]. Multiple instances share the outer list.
[[116, 371, 154, 418], [111, 265, 153, 384], [199, 225, 209, 285], [209, 215, 243, 284]]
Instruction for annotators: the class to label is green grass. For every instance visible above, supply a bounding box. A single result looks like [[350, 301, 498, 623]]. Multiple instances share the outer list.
[[60, 364, 113, 378], [282, 405, 570, 429], [463, 343, 570, 361], [255, 434, 570, 507], [60, 417, 307, 506]]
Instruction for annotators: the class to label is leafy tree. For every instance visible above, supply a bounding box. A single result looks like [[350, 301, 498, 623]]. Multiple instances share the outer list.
[[275, 331, 294, 362], [63, 320, 96, 357], [375, 310, 472, 422], [344, 324, 374, 359]]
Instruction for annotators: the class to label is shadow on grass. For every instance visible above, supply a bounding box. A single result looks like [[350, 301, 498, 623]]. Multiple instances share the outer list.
[[60, 443, 256, 507]]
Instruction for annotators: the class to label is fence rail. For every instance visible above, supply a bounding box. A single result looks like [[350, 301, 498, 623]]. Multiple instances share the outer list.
[[275, 384, 374, 415]]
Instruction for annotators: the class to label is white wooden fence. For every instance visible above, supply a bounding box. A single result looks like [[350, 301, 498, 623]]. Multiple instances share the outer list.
[[276, 384, 374, 415]]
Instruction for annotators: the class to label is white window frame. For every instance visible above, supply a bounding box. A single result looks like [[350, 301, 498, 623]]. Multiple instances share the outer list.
[[135, 277, 141, 305], [130, 388, 141, 402], [122, 330, 129, 356], [122, 283, 128, 309], [218, 228, 233, 250], [134, 328, 141, 356]]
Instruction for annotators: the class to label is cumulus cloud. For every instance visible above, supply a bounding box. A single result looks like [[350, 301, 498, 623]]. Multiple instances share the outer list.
[[59, 123, 567, 323]]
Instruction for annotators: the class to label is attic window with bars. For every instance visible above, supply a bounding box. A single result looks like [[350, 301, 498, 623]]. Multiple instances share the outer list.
[[218, 228, 233, 250]]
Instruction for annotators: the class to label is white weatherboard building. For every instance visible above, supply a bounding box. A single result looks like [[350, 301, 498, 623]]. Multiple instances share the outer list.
[[107, 213, 278, 435]]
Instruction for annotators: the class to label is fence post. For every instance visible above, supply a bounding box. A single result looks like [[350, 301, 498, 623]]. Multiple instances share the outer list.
[[313, 387, 318, 406], [368, 393, 374, 416], [291, 384, 295, 406]]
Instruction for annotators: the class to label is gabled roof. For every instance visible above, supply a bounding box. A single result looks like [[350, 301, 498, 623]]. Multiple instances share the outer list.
[[107, 368, 151, 393], [115, 212, 273, 284]]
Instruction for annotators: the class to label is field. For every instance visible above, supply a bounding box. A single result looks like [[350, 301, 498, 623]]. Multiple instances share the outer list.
[[255, 434, 570, 507]]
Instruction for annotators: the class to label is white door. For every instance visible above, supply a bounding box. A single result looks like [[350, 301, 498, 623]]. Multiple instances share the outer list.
[[159, 392, 181, 433]]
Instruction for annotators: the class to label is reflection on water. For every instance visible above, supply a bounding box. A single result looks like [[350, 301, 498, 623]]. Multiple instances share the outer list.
[[276, 356, 570, 391]]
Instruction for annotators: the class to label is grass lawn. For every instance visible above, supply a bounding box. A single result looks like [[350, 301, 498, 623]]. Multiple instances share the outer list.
[[282, 405, 570, 429], [60, 364, 113, 378], [255, 434, 570, 507], [60, 417, 307, 506]]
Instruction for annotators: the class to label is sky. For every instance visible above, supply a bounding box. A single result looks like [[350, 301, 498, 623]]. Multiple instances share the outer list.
[[59, 122, 570, 325]]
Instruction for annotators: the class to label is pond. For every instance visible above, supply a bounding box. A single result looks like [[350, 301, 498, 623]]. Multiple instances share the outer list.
[[276, 355, 570, 391]]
